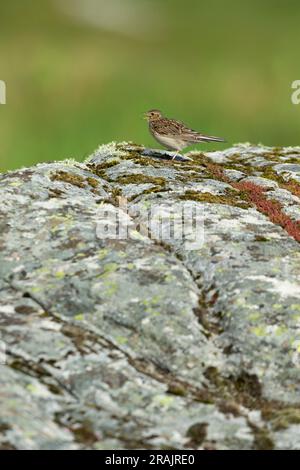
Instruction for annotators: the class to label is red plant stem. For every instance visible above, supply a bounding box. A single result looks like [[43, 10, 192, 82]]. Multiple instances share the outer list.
[[234, 181, 300, 243], [205, 162, 300, 243]]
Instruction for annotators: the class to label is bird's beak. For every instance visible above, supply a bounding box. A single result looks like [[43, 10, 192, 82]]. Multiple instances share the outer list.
[[143, 113, 149, 120]]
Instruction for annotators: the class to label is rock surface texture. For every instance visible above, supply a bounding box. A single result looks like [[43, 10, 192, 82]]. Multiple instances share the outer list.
[[1, 142, 300, 450]]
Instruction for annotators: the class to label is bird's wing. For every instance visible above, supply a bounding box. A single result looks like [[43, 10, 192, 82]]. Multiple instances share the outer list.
[[152, 119, 225, 143], [151, 118, 185, 136], [153, 119, 205, 138], [180, 128, 202, 140]]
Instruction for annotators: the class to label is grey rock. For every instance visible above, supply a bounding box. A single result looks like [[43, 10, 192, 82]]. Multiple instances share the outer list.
[[1, 142, 300, 450], [241, 176, 279, 190], [274, 164, 300, 184]]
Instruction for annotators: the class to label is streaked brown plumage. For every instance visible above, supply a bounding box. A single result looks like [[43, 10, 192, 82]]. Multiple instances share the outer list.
[[144, 109, 225, 156]]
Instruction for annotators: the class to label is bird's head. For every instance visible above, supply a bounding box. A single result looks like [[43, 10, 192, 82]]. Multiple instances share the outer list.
[[144, 109, 163, 122]]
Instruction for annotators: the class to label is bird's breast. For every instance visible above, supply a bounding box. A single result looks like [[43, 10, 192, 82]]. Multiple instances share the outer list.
[[150, 128, 186, 151]]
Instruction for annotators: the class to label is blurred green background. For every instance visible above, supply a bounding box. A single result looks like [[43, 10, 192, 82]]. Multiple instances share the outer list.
[[1, 0, 300, 171]]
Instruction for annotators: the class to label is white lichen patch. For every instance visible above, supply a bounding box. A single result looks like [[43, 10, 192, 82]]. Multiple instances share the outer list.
[[247, 275, 300, 299], [187, 179, 234, 195], [239, 210, 274, 226], [283, 205, 300, 221], [86, 141, 128, 163], [266, 188, 300, 206]]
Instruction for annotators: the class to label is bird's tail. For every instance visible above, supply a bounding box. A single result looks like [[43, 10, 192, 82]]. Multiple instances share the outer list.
[[183, 130, 226, 143], [193, 134, 226, 143]]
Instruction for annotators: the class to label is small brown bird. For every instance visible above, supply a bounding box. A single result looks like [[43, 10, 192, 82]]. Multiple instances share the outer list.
[[144, 109, 225, 158]]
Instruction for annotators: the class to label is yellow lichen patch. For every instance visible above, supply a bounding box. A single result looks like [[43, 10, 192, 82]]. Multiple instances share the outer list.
[[48, 188, 65, 197], [115, 174, 166, 186], [125, 263, 135, 270], [86, 160, 120, 178], [74, 313, 84, 321], [102, 263, 118, 274], [153, 394, 174, 408], [124, 153, 163, 167], [86, 177, 99, 188], [254, 235, 269, 242], [179, 189, 250, 209], [250, 325, 267, 337], [137, 186, 169, 198], [97, 248, 109, 260], [274, 325, 288, 336], [102, 279, 118, 296], [9, 181, 23, 187], [50, 171, 86, 188], [55, 271, 65, 279], [50, 170, 103, 193], [262, 408, 300, 431], [248, 312, 261, 322], [115, 336, 128, 345]]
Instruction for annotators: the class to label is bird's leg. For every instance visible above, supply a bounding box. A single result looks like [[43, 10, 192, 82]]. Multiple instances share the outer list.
[[171, 151, 179, 160]]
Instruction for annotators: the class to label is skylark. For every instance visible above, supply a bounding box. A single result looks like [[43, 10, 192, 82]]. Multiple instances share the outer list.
[[144, 109, 225, 158]]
